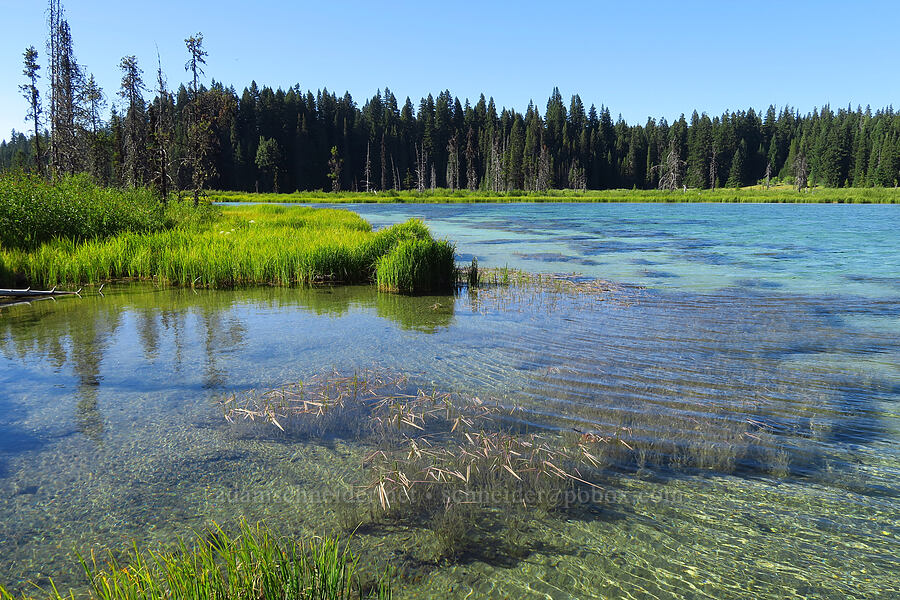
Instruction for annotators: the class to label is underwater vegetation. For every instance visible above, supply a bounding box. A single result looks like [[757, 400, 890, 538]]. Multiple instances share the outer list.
[[220, 360, 818, 565]]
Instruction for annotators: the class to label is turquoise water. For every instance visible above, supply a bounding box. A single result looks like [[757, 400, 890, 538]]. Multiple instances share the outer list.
[[308, 202, 900, 297], [1, 203, 899, 598]]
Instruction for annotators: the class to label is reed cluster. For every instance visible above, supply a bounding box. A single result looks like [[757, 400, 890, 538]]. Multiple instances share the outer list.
[[375, 238, 456, 294], [0, 520, 391, 600]]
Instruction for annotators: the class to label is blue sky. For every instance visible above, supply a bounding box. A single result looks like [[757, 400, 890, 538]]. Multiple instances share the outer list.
[[1, 0, 897, 142]]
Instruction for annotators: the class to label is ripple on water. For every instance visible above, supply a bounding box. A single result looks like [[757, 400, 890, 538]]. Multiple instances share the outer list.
[[0, 277, 898, 598]]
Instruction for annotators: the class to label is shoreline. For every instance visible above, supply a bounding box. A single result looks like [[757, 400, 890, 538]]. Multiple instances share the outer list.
[[208, 188, 900, 205]]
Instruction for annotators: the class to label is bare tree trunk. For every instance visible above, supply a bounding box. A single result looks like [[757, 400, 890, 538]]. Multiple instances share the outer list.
[[491, 135, 503, 193], [537, 135, 551, 192], [794, 154, 808, 191], [391, 154, 398, 191], [364, 141, 371, 193], [446, 133, 458, 192], [466, 127, 477, 191], [652, 140, 685, 191], [380, 133, 387, 191], [415, 144, 427, 192], [155, 52, 170, 203]]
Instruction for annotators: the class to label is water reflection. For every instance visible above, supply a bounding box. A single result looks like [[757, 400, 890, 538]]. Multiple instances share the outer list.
[[0, 285, 458, 396], [0, 281, 897, 599]]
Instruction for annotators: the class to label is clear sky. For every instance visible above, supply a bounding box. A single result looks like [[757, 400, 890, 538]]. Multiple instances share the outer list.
[[1, 0, 897, 142]]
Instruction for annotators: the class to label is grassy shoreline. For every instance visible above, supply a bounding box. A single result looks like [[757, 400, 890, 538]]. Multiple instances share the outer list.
[[208, 186, 900, 204], [0, 176, 456, 294]]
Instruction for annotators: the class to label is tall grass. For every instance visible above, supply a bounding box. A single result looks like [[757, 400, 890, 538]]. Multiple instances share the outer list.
[[209, 185, 900, 204], [0, 172, 214, 250], [0, 199, 457, 293], [0, 520, 391, 600], [375, 238, 456, 294]]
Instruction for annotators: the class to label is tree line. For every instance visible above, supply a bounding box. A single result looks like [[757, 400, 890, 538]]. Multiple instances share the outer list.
[[4, 1, 900, 194]]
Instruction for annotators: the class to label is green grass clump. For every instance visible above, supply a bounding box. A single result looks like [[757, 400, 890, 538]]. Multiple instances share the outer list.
[[209, 185, 900, 204], [0, 520, 391, 600], [0, 184, 456, 293], [375, 238, 456, 294]]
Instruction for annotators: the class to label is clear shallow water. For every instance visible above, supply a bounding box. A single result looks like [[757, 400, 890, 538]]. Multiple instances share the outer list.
[[300, 202, 900, 298], [2, 203, 899, 599]]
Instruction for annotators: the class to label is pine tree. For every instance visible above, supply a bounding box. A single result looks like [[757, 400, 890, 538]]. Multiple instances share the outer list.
[[118, 55, 146, 187], [727, 140, 747, 188], [81, 74, 107, 184], [151, 53, 172, 201], [328, 145, 342, 192], [183, 33, 213, 204], [20, 46, 44, 176], [47, 0, 84, 176], [465, 127, 477, 191], [255, 136, 282, 192]]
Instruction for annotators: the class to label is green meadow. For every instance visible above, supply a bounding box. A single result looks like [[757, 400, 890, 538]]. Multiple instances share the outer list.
[[208, 185, 900, 204], [0, 175, 456, 294]]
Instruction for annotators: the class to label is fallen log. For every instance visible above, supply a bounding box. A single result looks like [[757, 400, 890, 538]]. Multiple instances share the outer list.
[[0, 286, 83, 298]]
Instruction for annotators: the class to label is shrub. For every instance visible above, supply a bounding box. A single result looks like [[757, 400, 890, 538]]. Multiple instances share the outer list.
[[0, 172, 169, 250]]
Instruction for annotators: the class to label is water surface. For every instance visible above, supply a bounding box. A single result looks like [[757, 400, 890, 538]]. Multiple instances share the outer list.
[[2, 203, 898, 598]]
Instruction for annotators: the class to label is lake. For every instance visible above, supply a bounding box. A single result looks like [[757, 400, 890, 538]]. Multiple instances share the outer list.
[[1, 203, 898, 598]]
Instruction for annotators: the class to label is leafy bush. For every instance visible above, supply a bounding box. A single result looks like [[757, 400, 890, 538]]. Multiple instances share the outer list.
[[0, 173, 170, 250]]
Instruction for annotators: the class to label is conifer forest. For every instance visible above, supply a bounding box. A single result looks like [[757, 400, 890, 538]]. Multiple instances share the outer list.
[[4, 1, 900, 196]]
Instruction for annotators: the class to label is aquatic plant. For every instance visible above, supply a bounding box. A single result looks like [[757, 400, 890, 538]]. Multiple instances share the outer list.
[[223, 370, 607, 520], [465, 257, 479, 289], [0, 520, 391, 600], [0, 203, 457, 294], [375, 238, 456, 294]]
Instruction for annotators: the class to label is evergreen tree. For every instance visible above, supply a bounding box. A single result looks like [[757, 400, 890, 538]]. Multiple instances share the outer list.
[[255, 136, 282, 192], [20, 46, 44, 176], [727, 139, 747, 187], [118, 55, 146, 188]]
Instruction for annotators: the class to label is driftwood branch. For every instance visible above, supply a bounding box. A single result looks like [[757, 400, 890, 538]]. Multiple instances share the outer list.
[[0, 286, 83, 298]]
